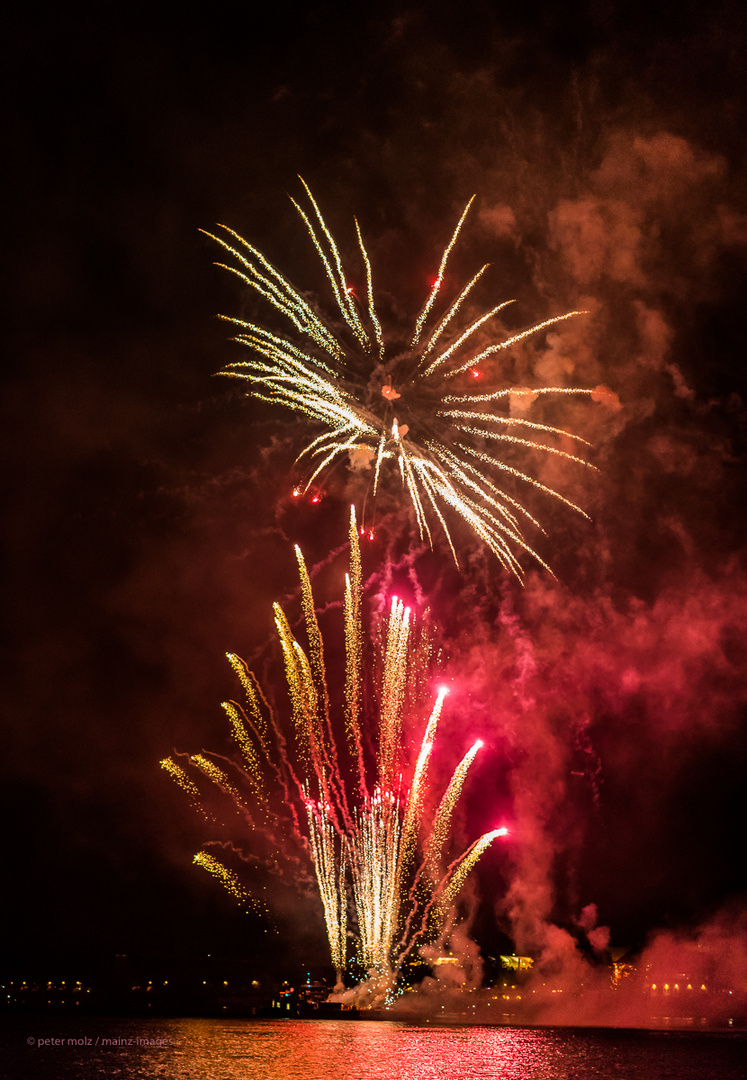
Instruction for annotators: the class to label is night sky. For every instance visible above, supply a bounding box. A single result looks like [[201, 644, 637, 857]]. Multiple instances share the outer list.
[[3, 2, 747, 987]]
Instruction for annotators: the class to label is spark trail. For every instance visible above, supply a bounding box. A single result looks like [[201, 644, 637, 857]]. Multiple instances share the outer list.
[[204, 181, 596, 578], [162, 509, 507, 988]]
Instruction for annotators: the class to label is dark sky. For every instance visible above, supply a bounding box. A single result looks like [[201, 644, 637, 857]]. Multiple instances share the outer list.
[[3, 1, 747, 984]]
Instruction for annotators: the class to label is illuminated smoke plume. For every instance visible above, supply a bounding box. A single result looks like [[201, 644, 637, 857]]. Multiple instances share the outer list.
[[162, 509, 507, 992], [172, 138, 743, 1012], [203, 181, 598, 578]]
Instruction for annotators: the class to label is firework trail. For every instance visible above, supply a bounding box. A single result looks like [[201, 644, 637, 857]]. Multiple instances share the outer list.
[[162, 509, 506, 985], [204, 181, 596, 578], [192, 851, 265, 915]]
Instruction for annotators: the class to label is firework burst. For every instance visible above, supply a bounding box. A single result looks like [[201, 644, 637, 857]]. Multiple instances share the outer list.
[[204, 180, 596, 578], [162, 510, 507, 986]]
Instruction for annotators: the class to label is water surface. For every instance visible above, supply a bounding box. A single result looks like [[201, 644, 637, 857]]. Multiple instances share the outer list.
[[5, 1016, 746, 1079]]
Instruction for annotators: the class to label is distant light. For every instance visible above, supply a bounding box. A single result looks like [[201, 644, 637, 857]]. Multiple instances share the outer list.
[[470, 368, 482, 378]]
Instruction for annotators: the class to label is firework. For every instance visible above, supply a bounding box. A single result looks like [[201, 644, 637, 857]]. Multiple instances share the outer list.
[[192, 851, 265, 915], [162, 510, 506, 985], [204, 181, 596, 577]]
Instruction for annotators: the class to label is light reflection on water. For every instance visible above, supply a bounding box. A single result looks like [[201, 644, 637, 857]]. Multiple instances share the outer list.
[[6, 1016, 747, 1080]]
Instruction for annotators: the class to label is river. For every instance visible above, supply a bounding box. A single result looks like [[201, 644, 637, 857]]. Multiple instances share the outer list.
[[4, 1016, 746, 1079]]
